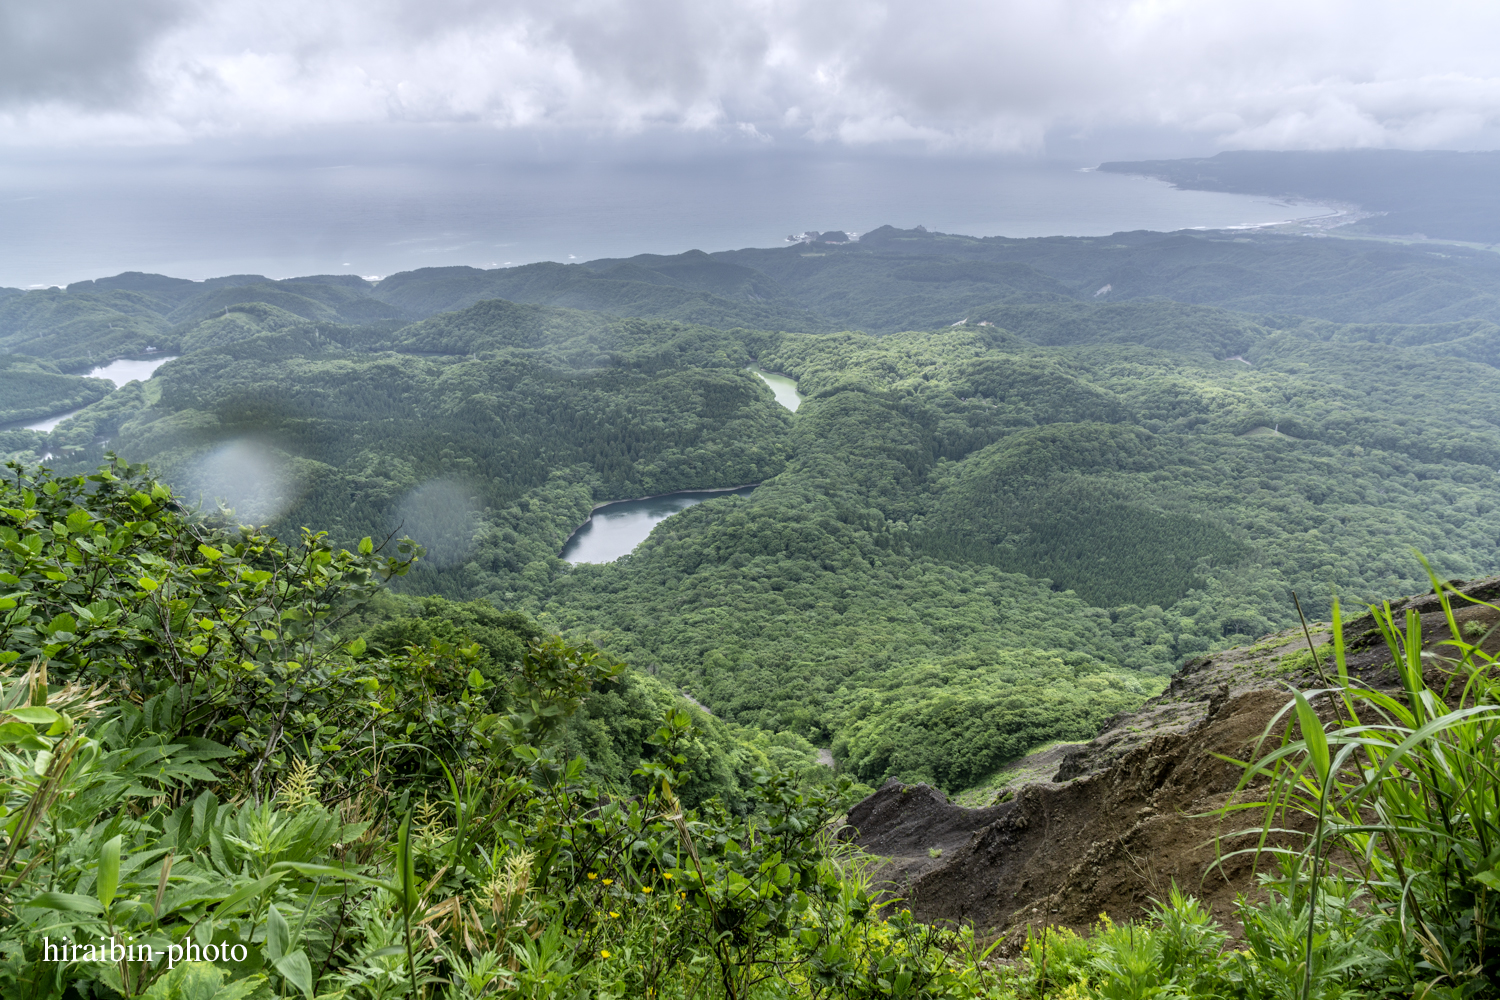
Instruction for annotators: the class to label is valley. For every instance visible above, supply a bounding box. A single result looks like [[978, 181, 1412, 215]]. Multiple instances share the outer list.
[[5, 224, 1500, 797]]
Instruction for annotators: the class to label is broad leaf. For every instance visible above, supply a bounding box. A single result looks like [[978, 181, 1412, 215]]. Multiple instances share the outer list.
[[274, 950, 315, 1000], [97, 834, 122, 911]]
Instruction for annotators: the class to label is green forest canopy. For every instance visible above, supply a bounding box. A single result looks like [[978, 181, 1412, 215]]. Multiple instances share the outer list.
[[7, 226, 1500, 791]]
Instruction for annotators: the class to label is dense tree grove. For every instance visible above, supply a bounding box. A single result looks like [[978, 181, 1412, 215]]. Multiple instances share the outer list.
[[7, 230, 1500, 793], [0, 356, 113, 424]]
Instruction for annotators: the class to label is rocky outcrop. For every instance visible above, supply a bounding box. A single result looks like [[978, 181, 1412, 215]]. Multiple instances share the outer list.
[[844, 688, 1293, 944], [903, 689, 1293, 944], [843, 576, 1500, 947]]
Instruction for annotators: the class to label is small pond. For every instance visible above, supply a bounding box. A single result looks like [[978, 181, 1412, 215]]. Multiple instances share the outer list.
[[749, 368, 803, 412], [88, 355, 177, 388], [561, 486, 757, 564]]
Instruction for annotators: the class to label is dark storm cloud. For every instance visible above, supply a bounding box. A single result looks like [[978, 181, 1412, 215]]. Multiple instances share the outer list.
[[0, 0, 185, 107], [1, 0, 1498, 151]]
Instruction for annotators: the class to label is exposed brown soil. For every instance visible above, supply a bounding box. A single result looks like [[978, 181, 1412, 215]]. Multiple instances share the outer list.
[[845, 689, 1296, 950], [842, 576, 1500, 952], [908, 689, 1295, 948]]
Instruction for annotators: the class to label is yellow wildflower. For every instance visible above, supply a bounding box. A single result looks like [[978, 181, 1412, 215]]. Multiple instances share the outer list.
[[587, 873, 597, 880], [662, 872, 673, 880], [609, 911, 620, 918], [603, 878, 613, 885], [642, 886, 653, 893], [600, 950, 611, 959]]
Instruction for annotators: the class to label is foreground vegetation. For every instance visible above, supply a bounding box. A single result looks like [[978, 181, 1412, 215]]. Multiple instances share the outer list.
[[1011, 569, 1500, 1000], [5, 460, 1498, 998], [0, 457, 1124, 998], [0, 458, 920, 999]]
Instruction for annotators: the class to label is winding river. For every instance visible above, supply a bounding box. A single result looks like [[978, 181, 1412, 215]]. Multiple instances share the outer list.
[[561, 486, 757, 564]]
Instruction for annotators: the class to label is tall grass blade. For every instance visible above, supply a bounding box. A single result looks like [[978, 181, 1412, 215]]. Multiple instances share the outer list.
[[1226, 571, 1500, 996]]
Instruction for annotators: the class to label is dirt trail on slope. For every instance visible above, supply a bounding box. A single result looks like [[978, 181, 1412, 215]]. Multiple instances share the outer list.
[[842, 576, 1500, 950]]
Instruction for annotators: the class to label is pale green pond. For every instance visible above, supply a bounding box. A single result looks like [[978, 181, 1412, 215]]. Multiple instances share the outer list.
[[750, 368, 803, 412]]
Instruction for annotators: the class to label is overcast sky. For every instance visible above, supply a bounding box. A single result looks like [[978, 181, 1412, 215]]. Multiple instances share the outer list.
[[3, 0, 1498, 157]]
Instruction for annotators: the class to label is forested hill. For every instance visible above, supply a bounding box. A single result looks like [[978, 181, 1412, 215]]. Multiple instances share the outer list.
[[7, 226, 1500, 794], [7, 222, 1500, 373]]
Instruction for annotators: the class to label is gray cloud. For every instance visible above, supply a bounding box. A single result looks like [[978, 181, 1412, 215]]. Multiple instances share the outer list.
[[0, 0, 184, 107], [1, 0, 1497, 151]]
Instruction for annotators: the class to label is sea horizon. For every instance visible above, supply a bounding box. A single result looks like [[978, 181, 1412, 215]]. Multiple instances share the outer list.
[[0, 148, 1339, 290]]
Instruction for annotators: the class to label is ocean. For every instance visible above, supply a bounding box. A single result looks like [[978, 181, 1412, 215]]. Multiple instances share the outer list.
[[0, 143, 1335, 288]]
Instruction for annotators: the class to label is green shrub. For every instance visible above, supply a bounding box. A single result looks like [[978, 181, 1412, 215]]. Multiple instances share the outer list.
[[1223, 559, 1500, 997], [0, 460, 988, 999]]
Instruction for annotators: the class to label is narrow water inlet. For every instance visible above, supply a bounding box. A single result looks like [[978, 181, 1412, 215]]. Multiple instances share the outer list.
[[561, 486, 757, 564], [749, 368, 803, 412], [16, 355, 179, 432]]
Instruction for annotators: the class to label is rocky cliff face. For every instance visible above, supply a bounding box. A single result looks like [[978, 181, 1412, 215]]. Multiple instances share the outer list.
[[843, 576, 1500, 948]]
